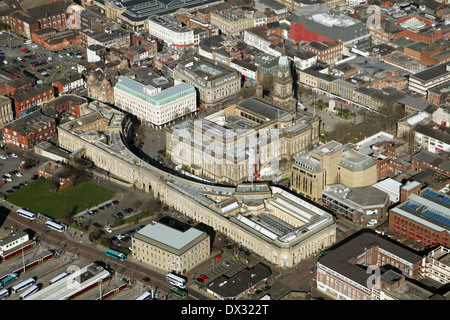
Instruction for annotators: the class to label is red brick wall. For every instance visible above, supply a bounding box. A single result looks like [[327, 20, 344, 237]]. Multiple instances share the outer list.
[[290, 23, 335, 44]]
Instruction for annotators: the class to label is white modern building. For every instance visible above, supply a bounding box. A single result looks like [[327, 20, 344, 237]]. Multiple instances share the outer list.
[[114, 76, 197, 127], [408, 63, 450, 96], [148, 17, 194, 50], [414, 122, 450, 155]]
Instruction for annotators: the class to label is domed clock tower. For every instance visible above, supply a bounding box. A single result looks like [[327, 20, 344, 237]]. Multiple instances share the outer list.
[[272, 43, 295, 111]]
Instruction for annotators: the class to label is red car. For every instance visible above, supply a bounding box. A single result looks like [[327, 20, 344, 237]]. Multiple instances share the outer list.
[[214, 254, 222, 260], [0, 180, 6, 185], [20, 48, 27, 52], [200, 274, 208, 281]]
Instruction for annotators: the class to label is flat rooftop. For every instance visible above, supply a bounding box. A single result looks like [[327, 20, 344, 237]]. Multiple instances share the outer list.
[[135, 222, 207, 254]]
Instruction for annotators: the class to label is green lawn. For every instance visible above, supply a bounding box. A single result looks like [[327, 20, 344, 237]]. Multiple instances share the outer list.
[[7, 180, 115, 219]]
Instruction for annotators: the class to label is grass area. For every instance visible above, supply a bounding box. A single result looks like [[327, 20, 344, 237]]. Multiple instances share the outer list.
[[311, 100, 328, 110], [7, 180, 114, 220], [335, 107, 355, 119]]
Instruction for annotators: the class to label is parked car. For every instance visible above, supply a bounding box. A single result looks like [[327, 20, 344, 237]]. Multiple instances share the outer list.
[[105, 226, 113, 233], [112, 240, 122, 246]]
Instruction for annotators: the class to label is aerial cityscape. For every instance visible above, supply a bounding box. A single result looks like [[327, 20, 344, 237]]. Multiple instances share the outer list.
[[0, 0, 448, 306]]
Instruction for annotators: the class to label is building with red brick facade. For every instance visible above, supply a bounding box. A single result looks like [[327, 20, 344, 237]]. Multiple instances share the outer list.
[[12, 85, 55, 118], [389, 187, 450, 249], [38, 161, 73, 190], [9, 0, 71, 39], [42, 94, 88, 119], [2, 110, 57, 150], [32, 28, 80, 51], [287, 5, 370, 51], [305, 40, 343, 65], [317, 231, 425, 300]]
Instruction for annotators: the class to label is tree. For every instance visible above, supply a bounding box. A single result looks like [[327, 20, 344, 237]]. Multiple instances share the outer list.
[[89, 228, 101, 242]]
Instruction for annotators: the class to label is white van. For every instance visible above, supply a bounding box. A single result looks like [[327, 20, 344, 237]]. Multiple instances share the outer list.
[[367, 219, 378, 227]]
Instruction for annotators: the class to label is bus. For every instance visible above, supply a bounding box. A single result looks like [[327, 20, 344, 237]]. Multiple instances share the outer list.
[[105, 249, 127, 261], [0, 289, 10, 300], [45, 220, 67, 233], [170, 286, 187, 299], [11, 277, 36, 294], [0, 273, 18, 289], [166, 272, 186, 289], [49, 272, 69, 285], [19, 284, 39, 300], [136, 290, 152, 300], [16, 208, 37, 220]]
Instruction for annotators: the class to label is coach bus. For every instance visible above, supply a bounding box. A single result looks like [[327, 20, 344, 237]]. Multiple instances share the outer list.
[[19, 284, 39, 300], [166, 272, 186, 289], [0, 289, 10, 300], [16, 209, 37, 220], [45, 220, 67, 233], [136, 290, 152, 300], [0, 273, 18, 289], [105, 249, 127, 261], [11, 277, 36, 294], [170, 286, 187, 299]]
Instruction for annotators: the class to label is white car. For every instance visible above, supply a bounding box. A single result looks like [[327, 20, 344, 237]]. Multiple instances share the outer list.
[[0, 155, 7, 160], [105, 226, 113, 233], [11, 153, 18, 158], [16, 172, 23, 177]]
